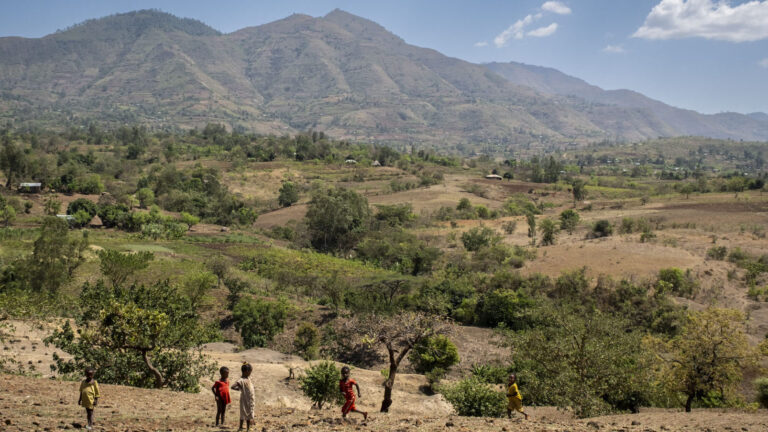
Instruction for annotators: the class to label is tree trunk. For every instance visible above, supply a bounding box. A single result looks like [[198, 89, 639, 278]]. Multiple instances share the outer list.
[[380, 363, 397, 412], [142, 349, 164, 389], [684, 393, 693, 412]]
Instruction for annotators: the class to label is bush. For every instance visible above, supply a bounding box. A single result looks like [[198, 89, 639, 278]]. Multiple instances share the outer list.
[[67, 198, 98, 218], [299, 361, 344, 409], [657, 268, 697, 297], [559, 209, 580, 234], [293, 322, 320, 360], [476, 288, 536, 330], [408, 335, 460, 381], [501, 220, 517, 234], [461, 226, 499, 252], [706, 246, 727, 260], [278, 181, 299, 207], [590, 220, 613, 238], [755, 377, 768, 408], [470, 363, 513, 385], [440, 378, 507, 417], [232, 297, 290, 348], [306, 187, 370, 252]]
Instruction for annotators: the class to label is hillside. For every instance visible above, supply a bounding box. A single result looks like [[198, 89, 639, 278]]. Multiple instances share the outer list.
[[1, 9, 767, 148], [485, 62, 768, 142]]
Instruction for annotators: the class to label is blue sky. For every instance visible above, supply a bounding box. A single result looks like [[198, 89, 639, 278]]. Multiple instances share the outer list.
[[1, 0, 767, 114]]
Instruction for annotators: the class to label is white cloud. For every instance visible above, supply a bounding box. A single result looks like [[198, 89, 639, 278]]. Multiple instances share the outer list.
[[541, 1, 571, 15], [633, 0, 768, 42], [528, 23, 559, 37], [602, 44, 626, 53], [494, 13, 541, 47], [474, 41, 489, 47], [760, 58, 768, 68]]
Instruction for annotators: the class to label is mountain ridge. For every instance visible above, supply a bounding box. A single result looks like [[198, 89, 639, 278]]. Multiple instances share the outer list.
[[0, 9, 766, 149]]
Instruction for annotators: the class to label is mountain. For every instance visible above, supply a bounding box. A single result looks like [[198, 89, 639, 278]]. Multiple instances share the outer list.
[[485, 62, 768, 142], [0, 9, 766, 149]]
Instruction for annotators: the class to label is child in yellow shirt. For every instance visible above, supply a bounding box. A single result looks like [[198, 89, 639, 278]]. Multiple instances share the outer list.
[[78, 367, 101, 430], [506, 374, 529, 420]]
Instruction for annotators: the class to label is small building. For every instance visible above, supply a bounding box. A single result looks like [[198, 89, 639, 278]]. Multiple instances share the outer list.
[[485, 174, 503, 180], [89, 215, 104, 229], [18, 183, 42, 193]]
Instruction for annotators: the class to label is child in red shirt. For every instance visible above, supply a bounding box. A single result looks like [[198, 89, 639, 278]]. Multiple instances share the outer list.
[[339, 366, 367, 421], [212, 366, 231, 426]]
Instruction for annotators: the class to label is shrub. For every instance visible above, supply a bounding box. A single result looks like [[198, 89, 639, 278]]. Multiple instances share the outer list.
[[299, 361, 344, 409], [559, 209, 579, 234], [706, 246, 727, 260], [67, 198, 98, 218], [657, 268, 697, 297], [232, 297, 290, 348], [457, 198, 472, 211], [538, 218, 557, 246], [476, 288, 535, 330], [306, 187, 370, 252], [293, 322, 320, 360], [278, 181, 299, 207], [501, 220, 517, 234], [591, 220, 613, 238], [470, 364, 513, 385], [755, 377, 768, 408], [408, 335, 460, 381], [440, 378, 507, 417], [136, 188, 155, 209], [461, 226, 499, 252]]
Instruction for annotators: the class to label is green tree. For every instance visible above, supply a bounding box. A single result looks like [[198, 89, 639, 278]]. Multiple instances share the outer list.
[[293, 322, 320, 360], [505, 305, 651, 417], [0, 137, 27, 189], [232, 297, 291, 348], [526, 213, 536, 245], [306, 187, 371, 252], [299, 361, 344, 409], [24, 217, 88, 293], [680, 183, 695, 199], [0, 203, 15, 227], [727, 177, 747, 198], [179, 212, 200, 231], [647, 308, 764, 412], [136, 188, 155, 209], [43, 197, 61, 216], [571, 179, 587, 204], [408, 334, 460, 382], [98, 250, 154, 289], [461, 226, 499, 252], [539, 218, 557, 246], [46, 280, 216, 391], [66, 198, 98, 219], [277, 181, 300, 207], [559, 209, 580, 234]]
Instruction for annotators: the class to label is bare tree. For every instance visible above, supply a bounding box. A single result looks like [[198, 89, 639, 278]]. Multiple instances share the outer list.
[[356, 312, 450, 412]]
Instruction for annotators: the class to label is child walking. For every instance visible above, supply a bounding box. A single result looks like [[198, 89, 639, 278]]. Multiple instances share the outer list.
[[231, 363, 255, 431], [212, 366, 231, 427], [506, 374, 529, 420], [78, 367, 100, 430], [339, 366, 367, 421]]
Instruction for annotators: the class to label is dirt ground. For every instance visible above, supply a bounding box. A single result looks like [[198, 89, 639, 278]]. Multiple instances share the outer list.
[[2, 373, 768, 432]]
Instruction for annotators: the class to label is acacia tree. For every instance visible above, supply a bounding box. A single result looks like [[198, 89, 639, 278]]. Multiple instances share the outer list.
[[306, 187, 371, 252], [98, 249, 154, 289], [24, 217, 88, 293], [46, 280, 215, 391], [354, 312, 450, 412], [505, 305, 651, 417], [646, 308, 764, 412]]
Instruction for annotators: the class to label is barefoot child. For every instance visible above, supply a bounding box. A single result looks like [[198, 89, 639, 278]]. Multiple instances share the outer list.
[[339, 366, 368, 421], [78, 367, 100, 430], [212, 366, 231, 427], [506, 374, 529, 420], [231, 363, 255, 431]]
